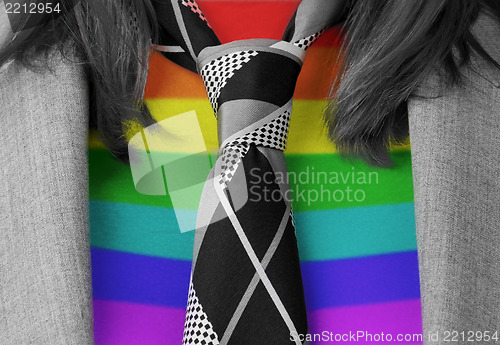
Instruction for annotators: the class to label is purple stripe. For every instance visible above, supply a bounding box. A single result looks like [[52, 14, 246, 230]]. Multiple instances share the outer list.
[[307, 299, 423, 344], [93, 300, 185, 345], [92, 299, 422, 344]]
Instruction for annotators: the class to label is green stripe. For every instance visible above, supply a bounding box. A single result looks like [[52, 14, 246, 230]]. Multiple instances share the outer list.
[[285, 150, 414, 211], [90, 148, 413, 211]]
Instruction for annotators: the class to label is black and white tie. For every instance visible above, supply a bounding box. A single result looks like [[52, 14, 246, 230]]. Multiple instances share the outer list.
[[151, 1, 344, 343]]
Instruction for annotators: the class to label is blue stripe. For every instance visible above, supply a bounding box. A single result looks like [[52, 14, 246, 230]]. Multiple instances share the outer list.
[[301, 251, 421, 309], [90, 248, 420, 310], [91, 248, 191, 308]]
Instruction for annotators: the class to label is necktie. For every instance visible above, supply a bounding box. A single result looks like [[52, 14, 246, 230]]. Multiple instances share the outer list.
[[151, 1, 344, 343]]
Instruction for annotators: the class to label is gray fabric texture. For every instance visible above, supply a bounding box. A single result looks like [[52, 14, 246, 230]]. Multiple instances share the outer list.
[[0, 51, 94, 344], [408, 11, 500, 344]]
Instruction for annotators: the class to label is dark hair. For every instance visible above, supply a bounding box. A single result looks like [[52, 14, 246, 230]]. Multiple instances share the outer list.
[[0, 0, 159, 163], [325, 0, 500, 166]]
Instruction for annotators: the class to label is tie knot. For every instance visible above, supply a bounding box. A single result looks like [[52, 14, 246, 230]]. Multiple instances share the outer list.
[[197, 39, 305, 146], [198, 39, 305, 117], [197, 40, 305, 188]]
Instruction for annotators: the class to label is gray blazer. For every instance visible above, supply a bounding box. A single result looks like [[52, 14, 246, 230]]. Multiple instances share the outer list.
[[0, 52, 94, 344], [408, 10, 500, 344]]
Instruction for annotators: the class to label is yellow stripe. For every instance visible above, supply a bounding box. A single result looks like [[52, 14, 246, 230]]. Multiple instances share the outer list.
[[88, 99, 411, 153]]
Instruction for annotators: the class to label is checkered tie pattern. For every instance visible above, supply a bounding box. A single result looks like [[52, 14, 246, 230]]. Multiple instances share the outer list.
[[150, 1, 343, 343]]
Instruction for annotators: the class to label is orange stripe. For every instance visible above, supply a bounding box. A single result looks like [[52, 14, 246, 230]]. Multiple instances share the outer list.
[[145, 46, 341, 100], [145, 53, 206, 99], [295, 46, 341, 99]]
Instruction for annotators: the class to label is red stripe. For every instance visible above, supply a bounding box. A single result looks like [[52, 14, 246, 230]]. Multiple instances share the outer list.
[[197, 0, 343, 46], [197, 1, 299, 42]]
